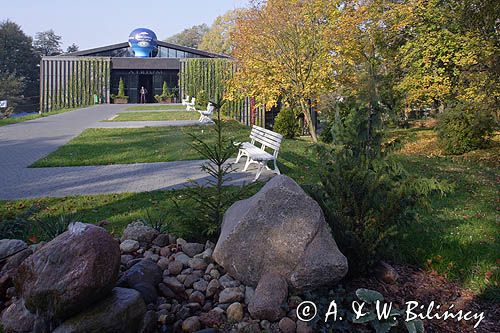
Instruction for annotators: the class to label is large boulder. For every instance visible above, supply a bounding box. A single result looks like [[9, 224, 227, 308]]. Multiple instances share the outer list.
[[213, 175, 348, 291], [0, 239, 28, 259], [1, 299, 38, 333], [14, 222, 121, 320], [52, 287, 146, 333]]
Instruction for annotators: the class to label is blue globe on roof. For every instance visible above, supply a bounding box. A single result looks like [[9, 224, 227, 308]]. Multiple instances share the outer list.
[[128, 28, 158, 58]]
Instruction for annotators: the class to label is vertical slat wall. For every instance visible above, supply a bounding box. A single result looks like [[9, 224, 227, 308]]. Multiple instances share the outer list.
[[40, 57, 111, 113], [179, 58, 266, 128]]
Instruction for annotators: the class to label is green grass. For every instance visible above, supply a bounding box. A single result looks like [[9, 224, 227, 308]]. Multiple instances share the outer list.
[[126, 105, 185, 111], [30, 121, 320, 184], [394, 155, 499, 299], [0, 108, 77, 127], [107, 111, 199, 122], [0, 186, 261, 243]]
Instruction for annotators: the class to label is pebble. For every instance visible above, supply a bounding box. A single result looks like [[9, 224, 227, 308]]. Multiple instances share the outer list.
[[279, 317, 296, 333], [181, 316, 200, 332], [188, 258, 208, 270], [218, 288, 244, 304], [227, 302, 244, 322], [206, 279, 220, 298], [168, 261, 183, 275], [120, 239, 140, 253]]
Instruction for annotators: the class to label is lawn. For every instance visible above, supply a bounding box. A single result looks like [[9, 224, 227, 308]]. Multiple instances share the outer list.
[[106, 111, 199, 122], [3, 124, 499, 299], [126, 104, 186, 111], [0, 107, 77, 127], [30, 121, 320, 184]]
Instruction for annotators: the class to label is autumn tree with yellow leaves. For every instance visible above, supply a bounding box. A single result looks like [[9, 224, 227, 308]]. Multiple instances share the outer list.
[[230, 0, 339, 142]]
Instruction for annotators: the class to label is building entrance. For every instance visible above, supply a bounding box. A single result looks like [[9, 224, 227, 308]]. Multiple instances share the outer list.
[[138, 74, 153, 103]]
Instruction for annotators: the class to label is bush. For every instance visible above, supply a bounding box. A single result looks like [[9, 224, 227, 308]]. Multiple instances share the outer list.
[[273, 107, 301, 138], [312, 101, 447, 275], [436, 101, 496, 154]]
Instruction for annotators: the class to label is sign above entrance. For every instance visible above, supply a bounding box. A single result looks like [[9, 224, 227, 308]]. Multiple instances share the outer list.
[[128, 28, 158, 58]]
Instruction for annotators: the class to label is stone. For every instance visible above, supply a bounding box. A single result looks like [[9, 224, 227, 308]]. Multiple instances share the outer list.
[[120, 239, 140, 253], [160, 246, 171, 257], [121, 221, 159, 243], [158, 283, 176, 298], [157, 257, 170, 270], [206, 279, 220, 298], [52, 287, 146, 333], [227, 302, 244, 322], [15, 223, 120, 320], [1, 247, 32, 272], [188, 257, 207, 270], [183, 273, 201, 288], [121, 254, 134, 265], [163, 276, 185, 294], [193, 279, 208, 292], [279, 317, 296, 333], [153, 234, 170, 247], [210, 269, 220, 279], [182, 242, 205, 257], [174, 252, 191, 266], [374, 261, 399, 284], [182, 316, 201, 333], [218, 287, 244, 304], [138, 310, 158, 333], [176, 238, 187, 247], [248, 272, 288, 321], [117, 259, 162, 304], [213, 175, 348, 291], [189, 290, 205, 304], [296, 321, 314, 333], [199, 310, 224, 327], [168, 260, 184, 275], [238, 322, 261, 333], [0, 299, 38, 333], [0, 239, 28, 259], [244, 286, 255, 305], [260, 320, 271, 331]]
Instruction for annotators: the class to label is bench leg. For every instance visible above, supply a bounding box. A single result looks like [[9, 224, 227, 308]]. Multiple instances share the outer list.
[[243, 156, 252, 172], [253, 162, 265, 182], [273, 159, 281, 175], [235, 150, 243, 164]]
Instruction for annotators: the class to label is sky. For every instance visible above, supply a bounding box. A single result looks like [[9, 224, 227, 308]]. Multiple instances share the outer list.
[[1, 0, 249, 50]]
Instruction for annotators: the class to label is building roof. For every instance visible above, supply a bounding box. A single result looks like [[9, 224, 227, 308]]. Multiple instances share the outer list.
[[66, 40, 230, 59]]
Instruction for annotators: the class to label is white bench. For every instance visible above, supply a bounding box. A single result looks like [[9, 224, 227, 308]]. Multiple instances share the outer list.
[[235, 125, 283, 181], [181, 95, 191, 105], [185, 97, 196, 111], [198, 103, 215, 122]]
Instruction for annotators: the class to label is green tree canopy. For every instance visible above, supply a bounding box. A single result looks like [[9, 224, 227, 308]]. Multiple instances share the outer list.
[[165, 24, 209, 49], [199, 9, 246, 55], [0, 20, 39, 98], [33, 29, 63, 56]]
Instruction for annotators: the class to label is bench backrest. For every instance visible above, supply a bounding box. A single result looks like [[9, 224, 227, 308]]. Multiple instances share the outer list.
[[250, 125, 283, 155]]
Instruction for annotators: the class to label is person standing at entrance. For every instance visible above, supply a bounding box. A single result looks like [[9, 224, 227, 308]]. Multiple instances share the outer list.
[[140, 86, 148, 103]]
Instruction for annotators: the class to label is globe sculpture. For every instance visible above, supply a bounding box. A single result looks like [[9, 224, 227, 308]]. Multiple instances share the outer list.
[[128, 28, 158, 58]]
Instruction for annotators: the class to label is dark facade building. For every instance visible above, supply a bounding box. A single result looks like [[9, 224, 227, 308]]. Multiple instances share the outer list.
[[40, 29, 228, 112]]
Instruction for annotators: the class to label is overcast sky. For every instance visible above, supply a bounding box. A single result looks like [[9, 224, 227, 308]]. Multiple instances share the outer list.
[[2, 0, 249, 50]]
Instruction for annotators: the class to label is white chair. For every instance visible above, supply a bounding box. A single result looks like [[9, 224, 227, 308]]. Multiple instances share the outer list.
[[186, 97, 196, 111], [181, 95, 190, 106], [198, 103, 215, 123]]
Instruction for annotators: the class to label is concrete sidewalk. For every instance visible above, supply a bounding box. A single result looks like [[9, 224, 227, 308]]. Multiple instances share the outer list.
[[0, 105, 272, 200]]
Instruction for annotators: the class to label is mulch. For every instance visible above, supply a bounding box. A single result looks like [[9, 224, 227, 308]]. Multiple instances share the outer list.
[[344, 263, 499, 333]]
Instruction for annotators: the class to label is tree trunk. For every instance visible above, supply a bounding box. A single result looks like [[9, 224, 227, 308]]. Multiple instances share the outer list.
[[299, 100, 318, 143]]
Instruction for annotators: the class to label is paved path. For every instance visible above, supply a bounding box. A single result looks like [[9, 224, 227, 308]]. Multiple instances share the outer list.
[[0, 104, 272, 200]]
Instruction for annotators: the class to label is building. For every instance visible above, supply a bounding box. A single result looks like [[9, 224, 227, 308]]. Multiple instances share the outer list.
[[39, 28, 228, 112]]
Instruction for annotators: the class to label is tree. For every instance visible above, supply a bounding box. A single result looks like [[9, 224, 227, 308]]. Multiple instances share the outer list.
[[230, 0, 338, 142], [0, 20, 39, 98], [199, 9, 246, 55], [0, 72, 24, 117], [66, 43, 79, 53], [33, 29, 62, 56], [165, 24, 209, 49]]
